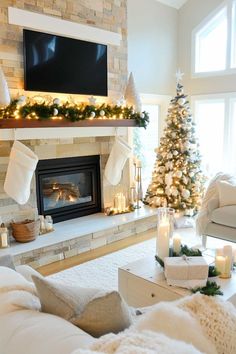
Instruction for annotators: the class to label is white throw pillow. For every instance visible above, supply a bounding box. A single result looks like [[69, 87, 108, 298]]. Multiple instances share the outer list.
[[32, 276, 132, 337], [217, 181, 236, 207]]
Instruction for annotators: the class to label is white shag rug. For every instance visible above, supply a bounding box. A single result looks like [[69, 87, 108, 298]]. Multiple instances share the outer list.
[[49, 229, 201, 290], [49, 228, 233, 290]]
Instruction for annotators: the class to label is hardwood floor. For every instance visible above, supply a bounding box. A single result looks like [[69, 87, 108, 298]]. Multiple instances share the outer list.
[[38, 229, 156, 276]]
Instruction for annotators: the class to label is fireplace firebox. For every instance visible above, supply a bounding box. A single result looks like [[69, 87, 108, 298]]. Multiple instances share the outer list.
[[35, 156, 101, 223]]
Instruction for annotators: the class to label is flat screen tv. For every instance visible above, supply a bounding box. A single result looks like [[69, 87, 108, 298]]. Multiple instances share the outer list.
[[23, 29, 108, 96]]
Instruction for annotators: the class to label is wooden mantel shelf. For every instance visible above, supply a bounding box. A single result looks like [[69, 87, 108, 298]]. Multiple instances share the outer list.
[[0, 118, 137, 129]]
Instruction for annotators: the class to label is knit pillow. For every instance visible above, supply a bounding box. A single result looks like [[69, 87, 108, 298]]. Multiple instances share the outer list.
[[32, 276, 132, 337]]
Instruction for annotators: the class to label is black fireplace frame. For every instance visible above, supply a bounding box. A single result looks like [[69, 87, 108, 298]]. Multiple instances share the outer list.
[[35, 155, 101, 223]]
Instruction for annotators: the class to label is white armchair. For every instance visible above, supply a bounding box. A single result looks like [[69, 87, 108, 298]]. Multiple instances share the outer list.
[[196, 173, 236, 247]]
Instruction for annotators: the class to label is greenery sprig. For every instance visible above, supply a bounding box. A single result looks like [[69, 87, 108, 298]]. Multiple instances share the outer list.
[[180, 244, 202, 257], [191, 281, 223, 297], [0, 99, 149, 128], [208, 265, 221, 278]]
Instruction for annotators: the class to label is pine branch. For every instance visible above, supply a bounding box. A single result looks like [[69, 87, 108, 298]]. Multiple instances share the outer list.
[[191, 281, 223, 296]]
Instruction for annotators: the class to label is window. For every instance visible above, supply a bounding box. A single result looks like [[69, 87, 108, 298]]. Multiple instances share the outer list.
[[194, 99, 225, 177], [133, 104, 159, 193], [193, 0, 236, 75], [195, 8, 227, 73], [192, 93, 236, 177], [231, 1, 236, 67]]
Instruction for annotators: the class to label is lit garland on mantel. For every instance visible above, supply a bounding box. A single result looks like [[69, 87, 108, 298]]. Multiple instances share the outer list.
[[0, 96, 149, 128]]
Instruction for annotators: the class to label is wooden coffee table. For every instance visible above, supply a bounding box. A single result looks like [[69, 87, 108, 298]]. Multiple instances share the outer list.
[[118, 256, 236, 307]]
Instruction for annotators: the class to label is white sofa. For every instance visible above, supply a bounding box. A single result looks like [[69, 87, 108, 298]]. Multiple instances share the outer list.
[[0, 264, 94, 354], [1, 258, 236, 354]]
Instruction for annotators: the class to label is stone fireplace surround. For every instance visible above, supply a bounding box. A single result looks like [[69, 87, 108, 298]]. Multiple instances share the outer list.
[[0, 133, 158, 268], [0, 1, 158, 268]]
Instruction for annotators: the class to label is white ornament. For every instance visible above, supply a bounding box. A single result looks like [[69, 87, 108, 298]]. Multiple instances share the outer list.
[[88, 96, 97, 105], [167, 152, 173, 159], [90, 111, 96, 118], [17, 95, 26, 105], [173, 150, 178, 156], [53, 98, 61, 105], [172, 132, 177, 138], [189, 172, 194, 178], [175, 170, 182, 178], [140, 113, 145, 119], [53, 108, 58, 116], [182, 189, 190, 199], [116, 96, 126, 107], [178, 98, 186, 105], [100, 110, 105, 117], [165, 188, 171, 196], [171, 188, 179, 197]]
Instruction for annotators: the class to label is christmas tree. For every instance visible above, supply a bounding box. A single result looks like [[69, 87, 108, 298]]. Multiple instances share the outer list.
[[144, 76, 205, 215]]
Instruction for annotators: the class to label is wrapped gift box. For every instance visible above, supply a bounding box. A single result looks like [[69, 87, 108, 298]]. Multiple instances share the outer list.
[[164, 256, 208, 289]]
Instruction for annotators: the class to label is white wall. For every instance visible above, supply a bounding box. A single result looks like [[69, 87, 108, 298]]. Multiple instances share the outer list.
[[178, 0, 236, 95], [127, 0, 178, 95]]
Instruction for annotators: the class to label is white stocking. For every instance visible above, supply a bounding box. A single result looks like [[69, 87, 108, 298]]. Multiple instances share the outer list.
[[104, 137, 132, 185], [4, 141, 38, 205]]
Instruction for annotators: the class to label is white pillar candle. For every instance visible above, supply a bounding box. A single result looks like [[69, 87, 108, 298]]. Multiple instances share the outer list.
[[121, 194, 126, 212], [224, 256, 231, 278], [223, 245, 233, 267], [233, 249, 236, 263], [173, 234, 181, 255], [0, 230, 8, 248], [216, 248, 224, 256], [157, 219, 170, 260], [215, 256, 226, 275]]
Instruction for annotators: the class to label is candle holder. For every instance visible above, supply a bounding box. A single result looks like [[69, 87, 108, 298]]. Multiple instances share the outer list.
[[156, 207, 174, 262], [133, 157, 143, 209], [104, 184, 135, 216]]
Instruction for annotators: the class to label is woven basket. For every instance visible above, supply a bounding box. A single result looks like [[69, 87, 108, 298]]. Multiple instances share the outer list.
[[11, 219, 40, 243]]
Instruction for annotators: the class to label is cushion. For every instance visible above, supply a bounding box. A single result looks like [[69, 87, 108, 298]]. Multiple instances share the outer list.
[[0, 309, 94, 354], [218, 181, 236, 207], [32, 276, 132, 337], [16, 264, 42, 283], [210, 206, 236, 228], [0, 254, 15, 270]]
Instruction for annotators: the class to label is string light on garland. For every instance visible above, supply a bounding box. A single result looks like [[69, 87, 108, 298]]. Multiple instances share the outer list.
[[0, 97, 149, 128]]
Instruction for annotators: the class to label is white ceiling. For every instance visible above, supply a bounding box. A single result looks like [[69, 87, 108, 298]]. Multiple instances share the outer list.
[[155, 0, 188, 9]]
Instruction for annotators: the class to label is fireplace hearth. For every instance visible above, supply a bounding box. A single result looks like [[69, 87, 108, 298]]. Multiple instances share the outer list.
[[35, 156, 101, 223]]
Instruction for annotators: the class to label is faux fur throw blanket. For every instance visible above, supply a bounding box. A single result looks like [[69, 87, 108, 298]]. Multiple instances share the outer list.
[[72, 294, 236, 354], [0, 266, 40, 315]]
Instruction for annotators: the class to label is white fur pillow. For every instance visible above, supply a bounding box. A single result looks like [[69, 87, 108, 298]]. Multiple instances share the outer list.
[[0, 266, 40, 315], [134, 300, 217, 354], [218, 180, 236, 207]]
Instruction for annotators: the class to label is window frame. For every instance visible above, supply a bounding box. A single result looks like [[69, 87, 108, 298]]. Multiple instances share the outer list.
[[192, 0, 236, 78], [191, 92, 236, 175], [128, 94, 171, 186]]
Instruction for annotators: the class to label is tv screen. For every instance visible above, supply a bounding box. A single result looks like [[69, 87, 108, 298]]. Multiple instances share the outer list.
[[23, 29, 108, 96]]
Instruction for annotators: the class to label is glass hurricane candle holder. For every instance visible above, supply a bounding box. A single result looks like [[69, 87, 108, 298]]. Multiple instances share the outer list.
[[156, 207, 174, 261]]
